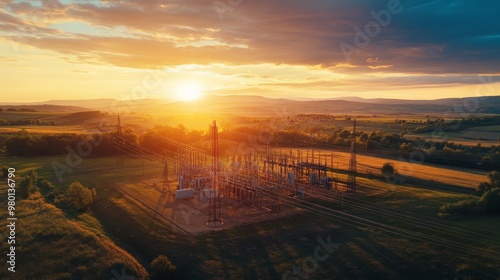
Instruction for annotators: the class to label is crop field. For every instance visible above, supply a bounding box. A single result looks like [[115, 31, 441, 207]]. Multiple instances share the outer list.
[[1, 109, 499, 279], [462, 125, 500, 140], [0, 125, 90, 135], [270, 148, 487, 191], [3, 154, 500, 279]]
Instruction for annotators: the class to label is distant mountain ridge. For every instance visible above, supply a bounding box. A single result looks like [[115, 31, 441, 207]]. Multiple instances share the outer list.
[[2, 95, 499, 115], [0, 104, 88, 112]]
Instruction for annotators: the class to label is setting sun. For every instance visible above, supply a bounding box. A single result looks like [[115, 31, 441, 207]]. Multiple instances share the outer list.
[[175, 82, 203, 101]]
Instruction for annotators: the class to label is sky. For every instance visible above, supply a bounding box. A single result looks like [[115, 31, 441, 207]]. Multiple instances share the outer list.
[[1, 0, 499, 102]]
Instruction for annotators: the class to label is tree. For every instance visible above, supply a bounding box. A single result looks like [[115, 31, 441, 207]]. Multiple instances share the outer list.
[[480, 188, 500, 214], [481, 156, 494, 170], [365, 140, 377, 150], [487, 171, 500, 188], [26, 169, 38, 182], [339, 130, 351, 139], [476, 170, 500, 195], [359, 133, 368, 143], [66, 181, 96, 211], [150, 255, 176, 280], [122, 128, 139, 144], [19, 177, 38, 199], [37, 179, 55, 193], [381, 162, 397, 177], [18, 169, 40, 199], [477, 182, 494, 195]]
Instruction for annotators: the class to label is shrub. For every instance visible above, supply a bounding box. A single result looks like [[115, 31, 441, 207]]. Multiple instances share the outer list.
[[480, 188, 500, 214], [150, 255, 176, 280], [37, 179, 55, 193], [66, 181, 96, 211], [46, 191, 57, 203], [440, 198, 484, 215], [26, 169, 38, 182], [381, 162, 396, 177], [19, 177, 39, 199], [476, 170, 500, 195], [365, 140, 377, 150]]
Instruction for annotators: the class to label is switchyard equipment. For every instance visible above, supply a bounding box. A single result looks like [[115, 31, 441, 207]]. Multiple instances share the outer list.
[[114, 117, 358, 230], [111, 118, 500, 265]]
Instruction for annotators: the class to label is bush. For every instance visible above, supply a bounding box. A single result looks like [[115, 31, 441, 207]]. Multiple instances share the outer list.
[[381, 162, 396, 177], [440, 198, 484, 215], [46, 191, 57, 203], [365, 140, 378, 150], [476, 170, 500, 195], [481, 156, 494, 170], [66, 181, 96, 211], [19, 169, 40, 199], [476, 182, 494, 196], [480, 188, 500, 214], [37, 179, 55, 193], [19, 177, 39, 199], [150, 255, 176, 280], [26, 169, 38, 182]]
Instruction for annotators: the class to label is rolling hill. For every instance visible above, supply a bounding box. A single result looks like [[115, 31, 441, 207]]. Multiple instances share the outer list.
[[4, 95, 500, 116]]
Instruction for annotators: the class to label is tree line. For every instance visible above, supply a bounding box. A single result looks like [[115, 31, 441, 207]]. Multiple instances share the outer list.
[[3, 123, 499, 170], [0, 107, 37, 112], [0, 119, 56, 126], [440, 171, 500, 215], [2, 125, 208, 157]]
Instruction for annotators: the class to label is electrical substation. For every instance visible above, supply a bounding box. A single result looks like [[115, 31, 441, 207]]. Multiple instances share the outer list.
[[114, 117, 358, 235]]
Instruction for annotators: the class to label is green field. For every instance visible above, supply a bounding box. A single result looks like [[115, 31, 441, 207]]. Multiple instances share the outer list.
[[1, 152, 499, 279], [1, 110, 500, 279]]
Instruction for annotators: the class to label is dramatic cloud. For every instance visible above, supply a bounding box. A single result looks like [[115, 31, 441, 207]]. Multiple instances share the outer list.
[[1, 0, 499, 101], [2, 0, 498, 71]]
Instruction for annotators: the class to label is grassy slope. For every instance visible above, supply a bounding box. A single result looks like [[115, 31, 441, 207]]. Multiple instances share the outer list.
[[0, 192, 148, 279]]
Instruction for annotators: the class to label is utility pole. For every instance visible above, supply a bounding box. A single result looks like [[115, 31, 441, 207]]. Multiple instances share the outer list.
[[347, 118, 357, 193]]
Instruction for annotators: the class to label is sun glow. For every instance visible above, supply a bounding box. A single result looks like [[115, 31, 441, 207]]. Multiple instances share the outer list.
[[175, 81, 203, 101]]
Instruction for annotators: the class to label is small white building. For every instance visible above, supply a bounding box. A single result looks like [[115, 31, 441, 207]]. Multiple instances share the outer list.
[[175, 188, 195, 200]]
